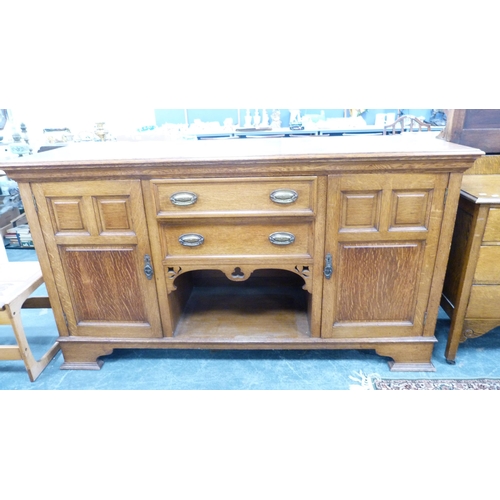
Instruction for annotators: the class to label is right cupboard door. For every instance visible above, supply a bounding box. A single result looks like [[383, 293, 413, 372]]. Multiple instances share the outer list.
[[321, 173, 449, 339]]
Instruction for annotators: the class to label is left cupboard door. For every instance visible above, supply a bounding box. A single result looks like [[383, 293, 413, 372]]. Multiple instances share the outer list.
[[32, 180, 163, 338]]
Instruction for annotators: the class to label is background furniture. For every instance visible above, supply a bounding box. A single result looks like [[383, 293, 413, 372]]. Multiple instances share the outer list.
[[0, 240, 59, 381], [383, 115, 431, 135], [440, 109, 500, 153], [441, 171, 500, 363], [1, 136, 481, 372], [440, 109, 500, 362]]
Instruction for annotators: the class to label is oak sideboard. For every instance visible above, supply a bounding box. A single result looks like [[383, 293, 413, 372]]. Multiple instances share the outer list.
[[0, 135, 483, 371]]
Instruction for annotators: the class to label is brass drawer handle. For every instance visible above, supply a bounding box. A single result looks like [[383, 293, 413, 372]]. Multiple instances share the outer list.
[[270, 189, 298, 204], [179, 233, 205, 247], [269, 232, 295, 245], [170, 191, 198, 206]]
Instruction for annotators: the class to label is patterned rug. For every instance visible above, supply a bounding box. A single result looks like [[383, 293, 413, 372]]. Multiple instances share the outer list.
[[348, 371, 500, 390], [373, 378, 500, 390]]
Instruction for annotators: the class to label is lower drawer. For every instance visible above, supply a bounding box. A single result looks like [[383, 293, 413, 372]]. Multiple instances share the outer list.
[[467, 284, 500, 319], [161, 220, 313, 258], [483, 207, 500, 242], [475, 246, 500, 283]]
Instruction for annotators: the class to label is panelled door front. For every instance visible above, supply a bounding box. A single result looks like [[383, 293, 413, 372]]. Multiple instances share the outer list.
[[321, 172, 449, 338], [33, 180, 162, 338]]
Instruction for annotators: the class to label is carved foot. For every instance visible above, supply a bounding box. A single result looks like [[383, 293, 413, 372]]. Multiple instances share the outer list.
[[59, 343, 114, 370], [447, 320, 500, 363], [376, 342, 436, 372]]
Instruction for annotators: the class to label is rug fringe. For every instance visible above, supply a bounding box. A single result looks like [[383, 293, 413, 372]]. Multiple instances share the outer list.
[[348, 370, 381, 390]]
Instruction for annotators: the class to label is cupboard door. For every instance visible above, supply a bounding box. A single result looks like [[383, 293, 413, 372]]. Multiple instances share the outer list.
[[321, 173, 448, 338], [33, 180, 162, 338]]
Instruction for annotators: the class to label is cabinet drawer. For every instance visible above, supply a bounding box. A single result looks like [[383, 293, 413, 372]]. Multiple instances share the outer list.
[[474, 246, 500, 283], [151, 177, 316, 217], [483, 207, 500, 242], [161, 220, 313, 258], [467, 285, 500, 319]]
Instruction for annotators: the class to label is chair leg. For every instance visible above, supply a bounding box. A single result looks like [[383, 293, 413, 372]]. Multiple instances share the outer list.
[[6, 304, 60, 382]]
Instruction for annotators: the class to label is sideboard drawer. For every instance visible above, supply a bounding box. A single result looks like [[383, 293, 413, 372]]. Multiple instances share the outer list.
[[151, 177, 317, 217], [474, 246, 500, 283], [467, 285, 500, 319], [161, 220, 313, 258], [483, 207, 500, 242]]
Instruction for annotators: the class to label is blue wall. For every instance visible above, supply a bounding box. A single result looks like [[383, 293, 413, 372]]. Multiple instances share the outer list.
[[154, 109, 433, 128]]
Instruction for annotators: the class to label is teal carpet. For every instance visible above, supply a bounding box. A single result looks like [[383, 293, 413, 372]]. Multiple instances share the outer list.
[[2, 247, 500, 390]]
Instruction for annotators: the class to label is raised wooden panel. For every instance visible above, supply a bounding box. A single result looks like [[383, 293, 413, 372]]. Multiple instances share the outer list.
[[340, 191, 381, 232], [61, 247, 147, 323], [335, 242, 422, 323], [390, 190, 431, 230], [331, 173, 443, 236], [49, 198, 88, 234], [94, 197, 134, 234], [36, 180, 147, 239], [483, 207, 500, 242]]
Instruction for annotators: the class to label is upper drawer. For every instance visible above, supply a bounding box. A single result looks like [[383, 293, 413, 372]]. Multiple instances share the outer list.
[[483, 207, 500, 242], [150, 177, 317, 218]]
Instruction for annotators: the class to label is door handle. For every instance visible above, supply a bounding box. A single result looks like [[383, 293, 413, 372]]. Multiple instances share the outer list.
[[324, 253, 333, 279], [144, 254, 154, 280]]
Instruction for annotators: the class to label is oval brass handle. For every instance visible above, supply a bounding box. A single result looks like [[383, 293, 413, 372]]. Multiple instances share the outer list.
[[179, 233, 205, 247], [269, 232, 295, 245], [170, 191, 198, 206], [270, 189, 298, 204]]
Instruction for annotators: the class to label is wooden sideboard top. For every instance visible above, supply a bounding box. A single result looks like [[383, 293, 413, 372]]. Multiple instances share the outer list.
[[0, 135, 484, 181], [461, 175, 500, 204]]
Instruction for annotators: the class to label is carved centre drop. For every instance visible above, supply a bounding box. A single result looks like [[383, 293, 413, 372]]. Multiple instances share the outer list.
[[231, 267, 245, 279]]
